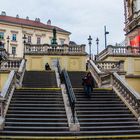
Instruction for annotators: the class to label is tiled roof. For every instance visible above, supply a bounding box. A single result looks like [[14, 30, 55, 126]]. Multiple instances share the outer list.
[[0, 15, 70, 34]]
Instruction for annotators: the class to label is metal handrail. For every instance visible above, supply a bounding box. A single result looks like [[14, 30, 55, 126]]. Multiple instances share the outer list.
[[62, 69, 76, 123]]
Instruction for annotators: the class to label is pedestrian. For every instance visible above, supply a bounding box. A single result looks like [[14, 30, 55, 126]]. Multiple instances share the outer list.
[[82, 72, 94, 97], [45, 63, 51, 70]]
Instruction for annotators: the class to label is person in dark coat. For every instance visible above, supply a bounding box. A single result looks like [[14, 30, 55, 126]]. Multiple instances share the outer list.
[[45, 63, 51, 70], [82, 72, 94, 97]]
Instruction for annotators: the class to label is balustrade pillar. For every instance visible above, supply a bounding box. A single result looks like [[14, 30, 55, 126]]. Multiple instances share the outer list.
[[126, 46, 132, 54], [119, 60, 124, 71], [107, 46, 113, 54]]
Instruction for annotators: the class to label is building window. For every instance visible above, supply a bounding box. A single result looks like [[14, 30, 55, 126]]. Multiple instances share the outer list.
[[12, 34, 17, 41], [0, 32, 4, 40], [27, 36, 32, 43], [12, 46, 16, 55], [60, 39, 65, 45], [37, 37, 41, 44]]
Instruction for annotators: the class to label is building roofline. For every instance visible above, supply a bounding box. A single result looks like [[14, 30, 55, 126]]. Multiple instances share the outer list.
[[0, 15, 71, 34]]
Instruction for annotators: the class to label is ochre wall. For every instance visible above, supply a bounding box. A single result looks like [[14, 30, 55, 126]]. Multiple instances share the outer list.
[[104, 56, 140, 75], [0, 72, 9, 92], [0, 23, 70, 58], [126, 77, 140, 94], [25, 55, 87, 71]]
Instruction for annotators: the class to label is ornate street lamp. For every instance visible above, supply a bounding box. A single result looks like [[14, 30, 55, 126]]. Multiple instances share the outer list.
[[96, 37, 99, 55], [22, 34, 27, 59], [104, 26, 109, 48], [7, 36, 10, 54], [88, 35, 92, 59]]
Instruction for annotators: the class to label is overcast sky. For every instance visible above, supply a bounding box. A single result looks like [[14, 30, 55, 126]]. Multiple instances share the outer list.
[[0, 0, 125, 54]]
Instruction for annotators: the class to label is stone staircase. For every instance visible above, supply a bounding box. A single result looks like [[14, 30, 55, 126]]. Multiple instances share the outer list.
[[1, 89, 70, 136], [22, 71, 57, 88], [0, 70, 140, 139], [74, 89, 140, 136], [68, 71, 87, 88], [0, 71, 71, 137]]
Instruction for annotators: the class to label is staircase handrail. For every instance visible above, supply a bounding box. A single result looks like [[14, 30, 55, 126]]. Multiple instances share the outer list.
[[0, 70, 16, 118], [56, 59, 62, 75], [16, 59, 26, 87], [88, 60, 104, 87], [62, 69, 76, 123], [112, 72, 140, 118]]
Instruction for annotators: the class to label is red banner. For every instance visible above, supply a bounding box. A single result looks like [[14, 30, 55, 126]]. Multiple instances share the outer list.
[[130, 36, 140, 47]]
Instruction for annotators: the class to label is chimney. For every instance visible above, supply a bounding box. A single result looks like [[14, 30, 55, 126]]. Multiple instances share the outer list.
[[35, 18, 40, 22], [1, 11, 6, 16], [26, 16, 29, 20], [47, 19, 51, 25], [16, 14, 19, 18]]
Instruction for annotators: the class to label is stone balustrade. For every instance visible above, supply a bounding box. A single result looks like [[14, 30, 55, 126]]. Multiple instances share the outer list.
[[0, 60, 21, 71], [88, 60, 140, 121], [96, 45, 140, 60], [0, 59, 26, 129], [112, 73, 140, 119], [25, 44, 86, 55], [94, 60, 124, 72]]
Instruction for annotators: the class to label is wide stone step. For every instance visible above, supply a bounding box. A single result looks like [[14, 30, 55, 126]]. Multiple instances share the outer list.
[[75, 92, 114, 95], [4, 126, 69, 131], [8, 107, 65, 111], [80, 121, 139, 126], [80, 125, 140, 131], [12, 95, 62, 98], [76, 101, 123, 104], [6, 118, 68, 122], [10, 101, 64, 104], [77, 114, 134, 118], [7, 110, 66, 114], [75, 106, 128, 111], [78, 118, 137, 122], [9, 104, 64, 107], [15, 90, 61, 93], [6, 114, 66, 118], [76, 110, 131, 114], [5, 122, 68, 127], [0, 131, 73, 136], [75, 98, 121, 101], [75, 130, 140, 136], [75, 95, 119, 98], [11, 98, 63, 101], [76, 103, 126, 107]]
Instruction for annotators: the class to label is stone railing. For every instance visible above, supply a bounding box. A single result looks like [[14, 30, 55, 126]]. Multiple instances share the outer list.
[[25, 44, 86, 55], [0, 59, 21, 71], [0, 48, 8, 60], [0, 59, 26, 129], [96, 45, 140, 60], [0, 70, 16, 129], [88, 60, 140, 121], [94, 60, 124, 72], [88, 60, 104, 87], [112, 73, 140, 120], [16, 59, 26, 87]]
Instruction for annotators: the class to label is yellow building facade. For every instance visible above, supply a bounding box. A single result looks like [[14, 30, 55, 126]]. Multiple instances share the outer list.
[[0, 12, 70, 58]]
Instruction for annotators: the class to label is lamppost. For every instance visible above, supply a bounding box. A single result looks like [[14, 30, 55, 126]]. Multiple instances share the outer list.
[[23, 34, 27, 59], [7, 36, 10, 54], [88, 35, 92, 59], [96, 37, 99, 55], [104, 26, 109, 48]]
